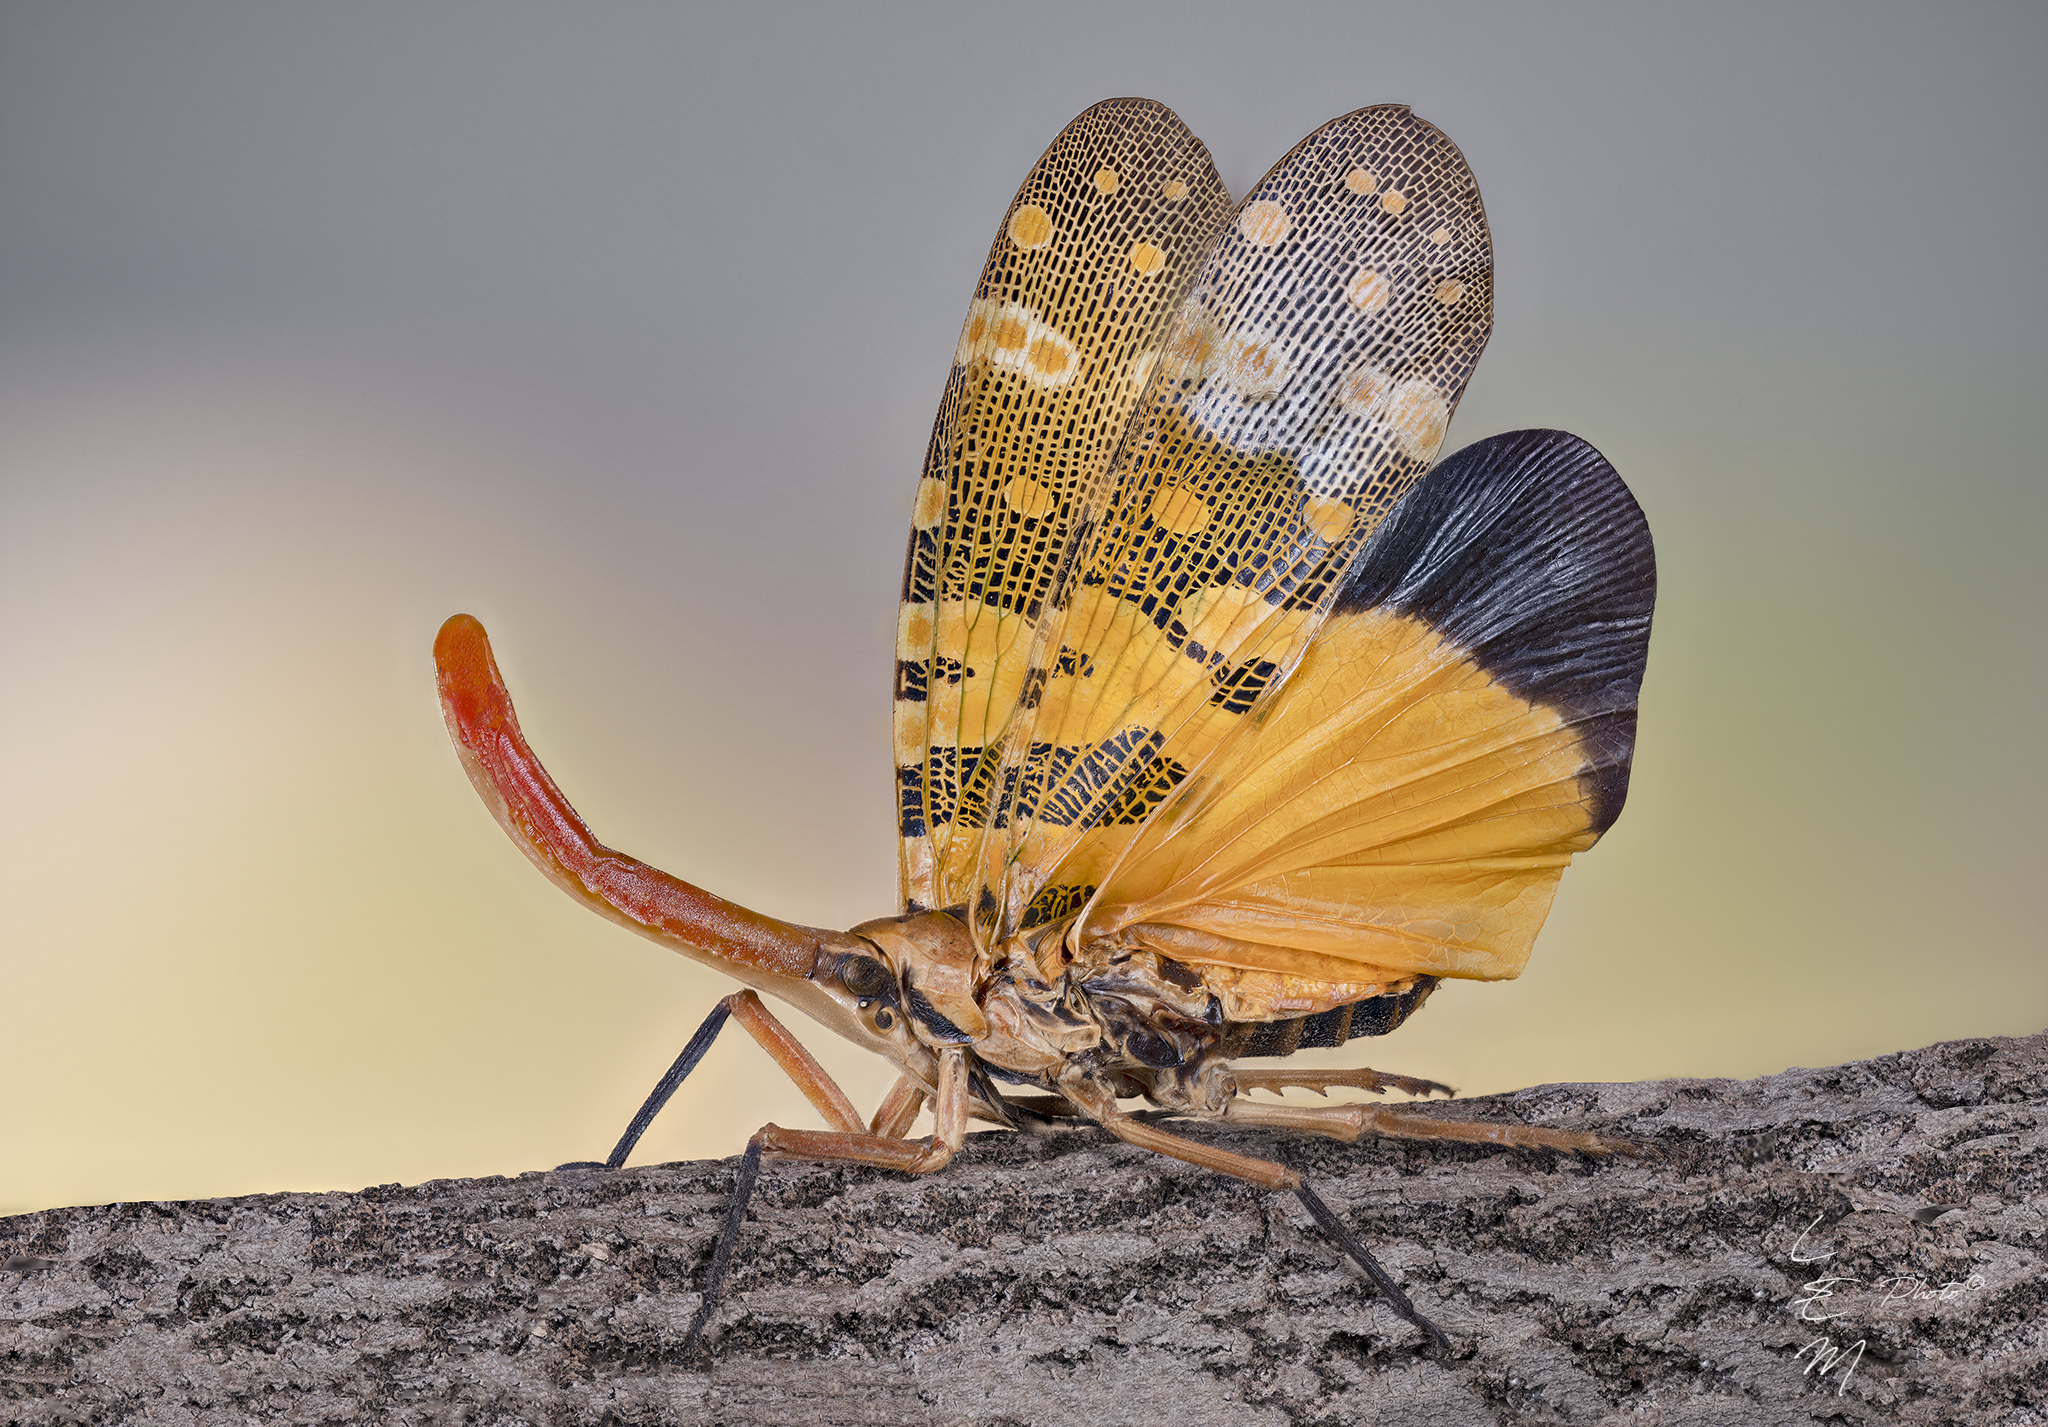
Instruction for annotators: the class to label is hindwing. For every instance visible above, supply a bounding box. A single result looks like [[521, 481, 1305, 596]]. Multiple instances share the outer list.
[[1084, 430, 1655, 1017]]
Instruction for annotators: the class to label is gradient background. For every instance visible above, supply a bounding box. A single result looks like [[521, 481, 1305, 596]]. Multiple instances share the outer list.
[[3, 3, 2043, 1217]]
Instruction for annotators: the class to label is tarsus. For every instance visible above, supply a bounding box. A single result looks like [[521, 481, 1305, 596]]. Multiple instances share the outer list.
[[1293, 1178, 1452, 1354]]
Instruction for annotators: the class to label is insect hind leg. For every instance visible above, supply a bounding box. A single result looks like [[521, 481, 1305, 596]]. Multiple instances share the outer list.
[[1233, 1066, 1454, 1099], [1097, 1113, 1451, 1352], [1222, 1097, 1646, 1156]]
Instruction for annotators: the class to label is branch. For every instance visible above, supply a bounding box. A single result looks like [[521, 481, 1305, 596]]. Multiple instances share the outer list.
[[4, 1034, 2041, 1424]]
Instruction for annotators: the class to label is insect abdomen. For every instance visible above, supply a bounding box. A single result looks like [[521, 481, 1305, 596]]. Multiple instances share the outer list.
[[1229, 977, 1437, 1059]]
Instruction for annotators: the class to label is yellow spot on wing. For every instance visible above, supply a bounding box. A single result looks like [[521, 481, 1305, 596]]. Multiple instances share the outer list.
[[956, 297, 1081, 389], [1344, 167, 1378, 195], [1382, 381, 1449, 461], [912, 478, 946, 530], [1380, 189, 1409, 215], [893, 702, 924, 763], [1093, 167, 1120, 195], [1337, 367, 1447, 461], [1429, 226, 1452, 246], [1344, 267, 1390, 312], [1009, 204, 1053, 250], [1148, 485, 1210, 535], [1237, 200, 1291, 246], [1434, 278, 1466, 305], [1128, 241, 1166, 276], [1004, 475, 1055, 518], [1216, 328, 1292, 401], [1028, 335, 1075, 380], [898, 604, 934, 659], [1303, 496, 1354, 543], [1158, 311, 1220, 383], [1337, 365, 1389, 418], [1162, 179, 1189, 201]]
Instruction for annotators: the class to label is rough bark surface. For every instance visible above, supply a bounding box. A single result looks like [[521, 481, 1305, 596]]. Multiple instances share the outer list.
[[4, 1034, 2043, 1426]]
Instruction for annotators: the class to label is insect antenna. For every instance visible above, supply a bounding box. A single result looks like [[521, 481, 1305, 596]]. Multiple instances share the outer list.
[[684, 1137, 764, 1356], [556, 1000, 734, 1171], [1293, 1179, 1452, 1355]]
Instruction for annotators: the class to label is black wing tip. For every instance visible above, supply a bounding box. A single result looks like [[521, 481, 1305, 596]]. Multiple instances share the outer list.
[[1337, 427, 1656, 835]]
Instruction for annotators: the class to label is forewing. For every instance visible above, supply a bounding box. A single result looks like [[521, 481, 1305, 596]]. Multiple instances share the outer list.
[[1087, 430, 1655, 1012], [896, 99, 1232, 915], [972, 106, 1494, 951]]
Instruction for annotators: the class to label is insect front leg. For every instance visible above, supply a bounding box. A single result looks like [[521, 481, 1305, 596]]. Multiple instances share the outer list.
[[752, 1043, 968, 1174], [683, 1047, 969, 1353], [563, 989, 870, 1171], [867, 1074, 927, 1137]]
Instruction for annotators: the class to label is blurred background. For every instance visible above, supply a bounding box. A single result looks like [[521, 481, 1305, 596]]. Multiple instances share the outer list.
[[3, 2, 2042, 1216]]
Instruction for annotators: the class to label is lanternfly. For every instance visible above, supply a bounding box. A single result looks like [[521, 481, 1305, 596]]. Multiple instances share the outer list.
[[435, 98, 1656, 1352]]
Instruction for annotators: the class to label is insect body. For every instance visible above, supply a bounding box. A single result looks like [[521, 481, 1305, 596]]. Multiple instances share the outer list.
[[435, 98, 1655, 1352]]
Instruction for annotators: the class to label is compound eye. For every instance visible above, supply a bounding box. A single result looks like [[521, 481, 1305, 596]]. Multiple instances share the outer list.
[[840, 954, 894, 1001]]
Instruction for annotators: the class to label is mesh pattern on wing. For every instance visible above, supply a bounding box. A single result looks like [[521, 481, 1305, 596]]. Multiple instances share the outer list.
[[970, 106, 1495, 948], [896, 99, 1233, 913]]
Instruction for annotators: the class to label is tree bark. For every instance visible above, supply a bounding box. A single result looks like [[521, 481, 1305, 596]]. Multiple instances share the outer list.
[[4, 1034, 2042, 1426]]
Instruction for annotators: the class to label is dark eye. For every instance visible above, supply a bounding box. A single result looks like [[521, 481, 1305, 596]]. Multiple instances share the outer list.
[[841, 955, 894, 1000]]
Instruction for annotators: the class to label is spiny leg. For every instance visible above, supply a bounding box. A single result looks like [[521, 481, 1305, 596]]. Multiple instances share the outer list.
[[1222, 1097, 1648, 1156], [1233, 1066, 1454, 1099], [1095, 1112, 1449, 1352]]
